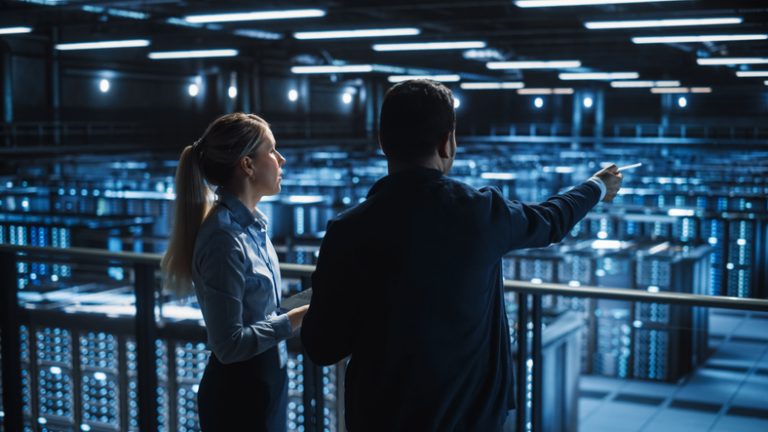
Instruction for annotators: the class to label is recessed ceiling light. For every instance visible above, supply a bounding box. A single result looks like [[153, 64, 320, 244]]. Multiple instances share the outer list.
[[585, 17, 743, 30], [373, 41, 486, 51], [294, 28, 420, 40], [185, 9, 326, 24]]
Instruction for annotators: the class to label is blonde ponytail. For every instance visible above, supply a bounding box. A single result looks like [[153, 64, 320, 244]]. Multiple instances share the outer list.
[[161, 112, 270, 296], [161, 145, 212, 296]]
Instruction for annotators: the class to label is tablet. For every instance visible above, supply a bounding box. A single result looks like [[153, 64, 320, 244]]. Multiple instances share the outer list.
[[281, 288, 313, 310]]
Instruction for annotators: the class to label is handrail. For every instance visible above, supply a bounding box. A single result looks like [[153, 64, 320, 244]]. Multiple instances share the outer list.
[[2, 244, 767, 312]]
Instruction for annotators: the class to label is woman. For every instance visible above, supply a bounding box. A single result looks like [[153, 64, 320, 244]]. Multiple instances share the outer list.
[[162, 113, 308, 431]]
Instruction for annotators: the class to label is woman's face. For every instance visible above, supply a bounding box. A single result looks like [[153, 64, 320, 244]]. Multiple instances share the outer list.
[[249, 128, 285, 197]]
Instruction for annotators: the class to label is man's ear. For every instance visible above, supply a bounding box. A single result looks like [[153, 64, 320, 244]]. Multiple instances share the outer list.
[[437, 132, 452, 158]]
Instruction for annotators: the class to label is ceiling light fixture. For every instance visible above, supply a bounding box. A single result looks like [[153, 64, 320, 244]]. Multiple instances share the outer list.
[[460, 82, 525, 90], [632, 34, 767, 44], [486, 60, 581, 69], [387, 74, 461, 83], [610, 80, 681, 88], [735, 71, 768, 77], [697, 57, 768, 65], [294, 28, 420, 40], [373, 41, 486, 51], [0, 26, 33, 35], [290, 65, 375, 74], [185, 9, 326, 23], [55, 39, 151, 50], [585, 17, 743, 30], [650, 87, 712, 93], [517, 88, 574, 95], [559, 72, 639, 80], [148, 49, 238, 59], [515, 0, 688, 7]]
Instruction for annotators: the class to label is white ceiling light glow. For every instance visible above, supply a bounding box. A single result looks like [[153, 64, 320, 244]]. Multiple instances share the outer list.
[[291, 65, 374, 74], [387, 74, 461, 83], [0, 26, 33, 35], [55, 39, 150, 51], [148, 49, 238, 59], [697, 57, 768, 66], [585, 17, 743, 30], [632, 34, 768, 44], [185, 9, 326, 24], [460, 82, 525, 90], [373, 41, 486, 51], [515, 0, 688, 7], [559, 72, 639, 80], [486, 60, 581, 69], [98, 79, 110, 93], [736, 71, 768, 77], [611, 80, 681, 88], [650, 87, 712, 94], [518, 88, 574, 95], [294, 28, 420, 40]]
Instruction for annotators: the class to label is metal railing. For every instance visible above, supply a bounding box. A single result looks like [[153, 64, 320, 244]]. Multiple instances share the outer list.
[[1, 244, 768, 432]]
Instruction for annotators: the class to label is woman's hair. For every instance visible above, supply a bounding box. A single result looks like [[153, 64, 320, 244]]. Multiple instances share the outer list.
[[161, 113, 270, 296]]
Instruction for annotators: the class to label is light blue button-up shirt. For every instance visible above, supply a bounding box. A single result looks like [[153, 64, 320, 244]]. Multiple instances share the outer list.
[[192, 189, 292, 365]]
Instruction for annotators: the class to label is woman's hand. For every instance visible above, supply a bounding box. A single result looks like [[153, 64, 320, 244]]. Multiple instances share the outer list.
[[287, 305, 310, 331]]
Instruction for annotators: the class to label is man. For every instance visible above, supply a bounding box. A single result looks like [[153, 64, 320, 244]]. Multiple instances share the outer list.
[[301, 80, 622, 431]]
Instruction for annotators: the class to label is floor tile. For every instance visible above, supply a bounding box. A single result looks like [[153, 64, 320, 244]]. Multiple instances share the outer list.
[[638, 408, 717, 432]]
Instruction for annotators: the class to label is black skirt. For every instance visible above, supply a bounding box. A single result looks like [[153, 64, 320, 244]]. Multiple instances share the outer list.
[[197, 345, 288, 432]]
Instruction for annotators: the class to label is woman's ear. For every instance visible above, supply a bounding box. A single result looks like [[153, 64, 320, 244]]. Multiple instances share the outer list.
[[239, 155, 255, 177]]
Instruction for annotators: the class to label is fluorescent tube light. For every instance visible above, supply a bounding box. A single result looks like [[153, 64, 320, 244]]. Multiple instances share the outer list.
[[516, 0, 688, 7], [650, 87, 712, 94], [55, 39, 151, 51], [388, 74, 461, 83], [148, 49, 238, 59], [460, 82, 525, 90], [185, 9, 326, 24], [486, 60, 581, 69], [373, 41, 486, 51], [294, 28, 420, 40], [517, 88, 574, 95], [611, 80, 680, 88], [633, 34, 767, 44], [559, 72, 639, 80], [735, 71, 768, 77], [697, 57, 768, 65], [233, 29, 283, 40], [291, 65, 374, 74], [0, 26, 33, 35], [481, 173, 516, 180], [585, 17, 743, 30]]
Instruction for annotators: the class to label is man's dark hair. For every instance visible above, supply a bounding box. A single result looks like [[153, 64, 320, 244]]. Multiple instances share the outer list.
[[379, 79, 456, 162]]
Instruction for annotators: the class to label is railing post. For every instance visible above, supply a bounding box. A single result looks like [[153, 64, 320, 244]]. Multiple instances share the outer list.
[[300, 275, 324, 432], [1, 250, 23, 432], [516, 293, 528, 432], [531, 295, 543, 432], [134, 262, 159, 432]]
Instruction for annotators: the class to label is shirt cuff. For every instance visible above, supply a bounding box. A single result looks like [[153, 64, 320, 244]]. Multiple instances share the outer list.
[[271, 313, 293, 340], [588, 177, 607, 201]]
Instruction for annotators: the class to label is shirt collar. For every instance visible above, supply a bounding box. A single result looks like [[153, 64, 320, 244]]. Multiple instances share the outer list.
[[367, 167, 444, 198], [217, 188, 268, 230]]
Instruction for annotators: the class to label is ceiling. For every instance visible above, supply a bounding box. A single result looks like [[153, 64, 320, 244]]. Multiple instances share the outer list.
[[2, 0, 767, 89]]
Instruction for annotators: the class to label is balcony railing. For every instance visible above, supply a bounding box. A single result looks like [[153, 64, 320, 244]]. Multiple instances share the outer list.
[[1, 244, 767, 432]]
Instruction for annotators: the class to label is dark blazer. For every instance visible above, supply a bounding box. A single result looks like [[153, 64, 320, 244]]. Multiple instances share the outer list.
[[302, 167, 600, 431]]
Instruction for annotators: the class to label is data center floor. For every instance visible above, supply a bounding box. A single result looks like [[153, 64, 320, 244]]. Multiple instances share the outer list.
[[579, 310, 768, 432]]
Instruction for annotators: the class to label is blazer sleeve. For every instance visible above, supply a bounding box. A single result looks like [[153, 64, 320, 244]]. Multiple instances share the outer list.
[[301, 220, 355, 365], [486, 181, 601, 252]]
